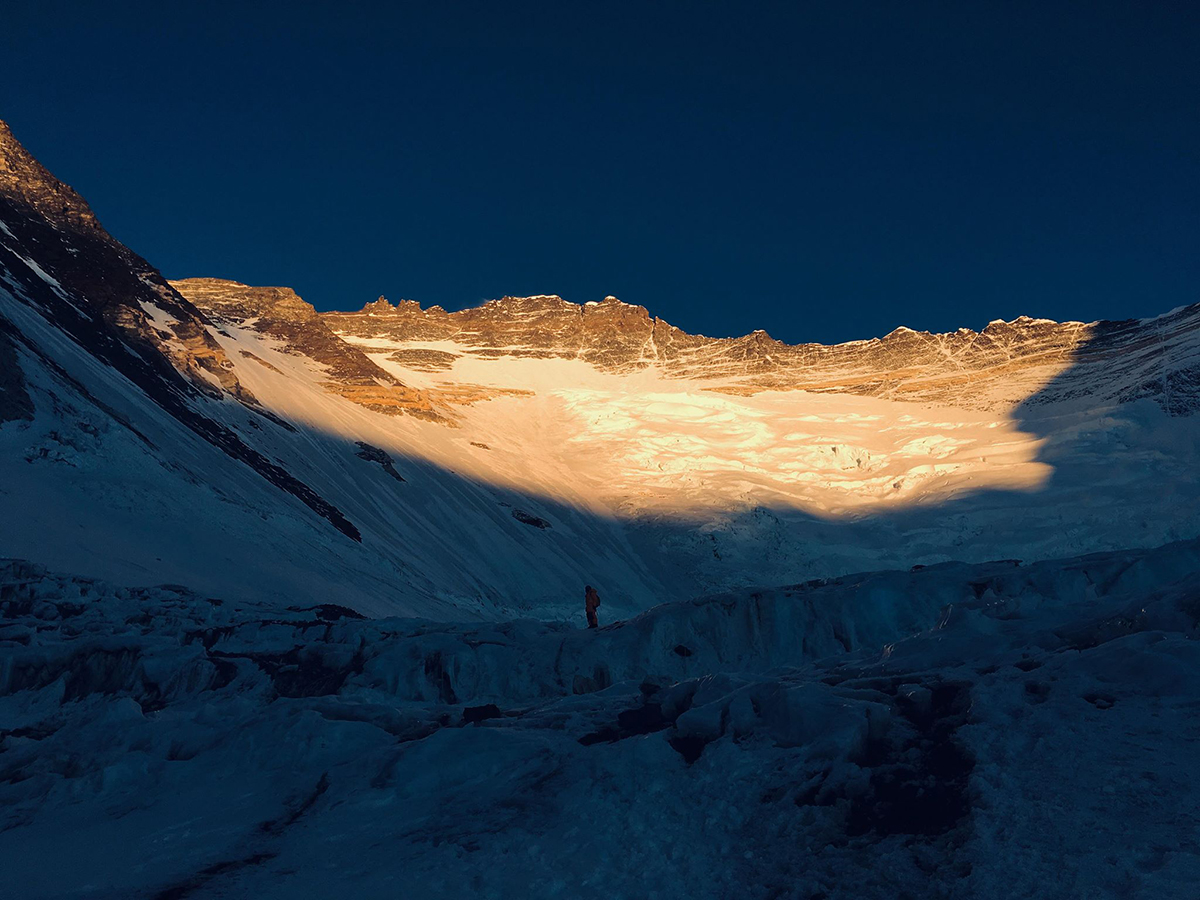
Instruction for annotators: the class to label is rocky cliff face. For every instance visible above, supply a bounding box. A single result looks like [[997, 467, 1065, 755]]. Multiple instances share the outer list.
[[170, 278, 441, 419], [0, 120, 103, 234], [0, 120, 362, 541], [0, 121, 254, 402], [324, 293, 1200, 414]]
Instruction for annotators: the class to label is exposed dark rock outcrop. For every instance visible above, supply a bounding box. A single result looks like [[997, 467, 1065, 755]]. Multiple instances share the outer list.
[[511, 509, 551, 529], [0, 121, 255, 404], [354, 440, 405, 482], [0, 119, 361, 542]]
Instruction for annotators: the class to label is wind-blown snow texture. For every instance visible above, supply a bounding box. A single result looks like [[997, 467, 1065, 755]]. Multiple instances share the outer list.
[[3, 118, 1200, 898]]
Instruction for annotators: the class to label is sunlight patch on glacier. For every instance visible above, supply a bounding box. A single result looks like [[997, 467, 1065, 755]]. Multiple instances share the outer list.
[[333, 333, 1061, 521]]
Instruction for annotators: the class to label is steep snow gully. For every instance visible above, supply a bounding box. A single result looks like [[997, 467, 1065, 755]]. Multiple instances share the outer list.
[[2, 118, 1200, 898]]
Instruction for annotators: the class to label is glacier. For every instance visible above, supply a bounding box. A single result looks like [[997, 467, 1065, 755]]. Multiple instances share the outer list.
[[3, 542, 1199, 897]]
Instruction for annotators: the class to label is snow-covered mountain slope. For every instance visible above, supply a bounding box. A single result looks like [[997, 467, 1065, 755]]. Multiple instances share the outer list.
[[4, 541, 1199, 898], [0, 121, 662, 619], [176, 276, 1200, 601], [3, 114, 1200, 619]]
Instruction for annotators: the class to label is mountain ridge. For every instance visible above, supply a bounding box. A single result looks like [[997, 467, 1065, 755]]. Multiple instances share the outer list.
[[339, 288, 1093, 345], [229, 278, 1200, 413]]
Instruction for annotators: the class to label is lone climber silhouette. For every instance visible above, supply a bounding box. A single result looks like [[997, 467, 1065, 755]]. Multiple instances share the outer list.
[[585, 584, 601, 629]]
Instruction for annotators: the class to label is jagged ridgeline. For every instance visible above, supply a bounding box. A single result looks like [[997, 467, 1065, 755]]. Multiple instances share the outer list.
[[3, 117, 1200, 618]]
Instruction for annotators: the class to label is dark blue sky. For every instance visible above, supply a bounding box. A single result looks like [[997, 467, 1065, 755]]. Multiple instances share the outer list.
[[4, 2, 1197, 344]]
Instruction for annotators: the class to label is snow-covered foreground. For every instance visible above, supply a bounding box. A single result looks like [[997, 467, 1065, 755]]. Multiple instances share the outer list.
[[4, 541, 1199, 899]]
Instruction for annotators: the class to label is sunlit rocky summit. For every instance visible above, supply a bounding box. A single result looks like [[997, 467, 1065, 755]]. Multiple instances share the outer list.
[[3, 119, 1200, 898]]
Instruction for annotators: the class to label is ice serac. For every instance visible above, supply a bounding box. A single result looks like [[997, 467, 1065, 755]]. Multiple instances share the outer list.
[[5, 539, 1200, 897]]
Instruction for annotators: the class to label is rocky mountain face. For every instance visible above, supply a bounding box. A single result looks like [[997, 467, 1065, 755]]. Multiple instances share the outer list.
[[169, 269, 1200, 437], [325, 292, 1200, 414], [0, 121, 363, 541], [0, 121, 252, 403], [171, 278, 440, 419]]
